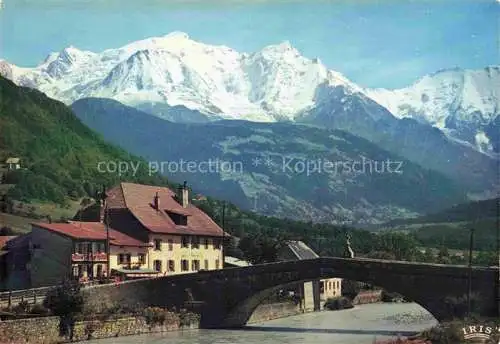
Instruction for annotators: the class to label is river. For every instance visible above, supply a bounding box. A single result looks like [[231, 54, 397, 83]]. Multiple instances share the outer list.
[[86, 303, 437, 344]]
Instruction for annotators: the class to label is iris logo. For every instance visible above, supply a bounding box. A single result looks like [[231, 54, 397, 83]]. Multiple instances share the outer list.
[[461, 324, 500, 342]]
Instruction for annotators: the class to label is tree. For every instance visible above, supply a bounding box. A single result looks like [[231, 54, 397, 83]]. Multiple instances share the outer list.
[[436, 246, 451, 264], [43, 280, 84, 340], [0, 226, 15, 236], [475, 251, 497, 266], [224, 237, 244, 259], [43, 280, 84, 317], [238, 228, 290, 264], [366, 251, 396, 260], [0, 195, 14, 213], [423, 248, 435, 263]]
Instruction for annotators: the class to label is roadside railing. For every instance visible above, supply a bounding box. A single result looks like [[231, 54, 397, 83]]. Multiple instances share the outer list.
[[0, 280, 112, 308], [0, 286, 53, 308]]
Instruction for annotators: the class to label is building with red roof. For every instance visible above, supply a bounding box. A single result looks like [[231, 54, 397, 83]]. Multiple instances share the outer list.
[[28, 182, 225, 287]]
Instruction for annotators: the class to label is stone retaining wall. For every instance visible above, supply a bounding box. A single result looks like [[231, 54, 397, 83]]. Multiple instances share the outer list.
[[0, 312, 199, 344], [353, 290, 383, 305], [247, 302, 303, 323]]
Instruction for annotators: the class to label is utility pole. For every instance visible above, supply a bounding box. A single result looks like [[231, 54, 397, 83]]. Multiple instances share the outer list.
[[221, 201, 226, 269], [467, 227, 474, 317], [100, 185, 110, 282]]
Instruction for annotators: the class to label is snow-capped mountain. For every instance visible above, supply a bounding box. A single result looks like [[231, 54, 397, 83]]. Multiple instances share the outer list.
[[0, 32, 362, 123], [1, 32, 498, 156], [365, 67, 500, 155]]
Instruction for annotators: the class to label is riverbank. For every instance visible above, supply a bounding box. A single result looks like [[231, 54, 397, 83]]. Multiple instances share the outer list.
[[0, 310, 200, 344], [376, 339, 430, 344], [84, 303, 441, 344], [0, 302, 303, 344], [0, 301, 437, 344]]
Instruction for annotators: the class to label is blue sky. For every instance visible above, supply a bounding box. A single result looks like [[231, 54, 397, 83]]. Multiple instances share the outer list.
[[1, 0, 497, 88]]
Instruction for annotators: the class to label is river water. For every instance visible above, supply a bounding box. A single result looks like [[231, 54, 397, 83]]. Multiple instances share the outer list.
[[86, 303, 437, 344]]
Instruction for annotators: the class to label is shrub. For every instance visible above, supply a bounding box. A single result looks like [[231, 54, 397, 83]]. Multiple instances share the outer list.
[[324, 296, 354, 311], [143, 307, 167, 327], [442, 292, 482, 318], [179, 310, 200, 327], [43, 280, 84, 317], [382, 290, 405, 303], [11, 300, 30, 315], [341, 280, 361, 300], [0, 226, 15, 236], [29, 304, 50, 316], [419, 323, 463, 344]]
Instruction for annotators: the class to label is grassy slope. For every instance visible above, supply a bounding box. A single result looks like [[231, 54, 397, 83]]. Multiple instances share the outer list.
[[0, 75, 174, 204]]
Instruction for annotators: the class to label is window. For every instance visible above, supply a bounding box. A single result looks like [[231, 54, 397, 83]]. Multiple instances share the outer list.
[[192, 260, 200, 271], [181, 236, 190, 248], [75, 243, 84, 254], [167, 239, 173, 251], [72, 266, 79, 278], [204, 238, 209, 249], [168, 260, 175, 272], [78, 265, 84, 277], [181, 259, 189, 271], [86, 264, 93, 277], [154, 260, 162, 272], [167, 212, 188, 226], [154, 239, 162, 251], [97, 243, 105, 253], [92, 242, 105, 253], [215, 259, 220, 269], [213, 239, 222, 250], [138, 253, 146, 264], [118, 253, 131, 265], [192, 237, 200, 249], [204, 259, 209, 270]]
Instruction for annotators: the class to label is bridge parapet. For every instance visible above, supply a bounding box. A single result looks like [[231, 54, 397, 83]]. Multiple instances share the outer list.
[[82, 257, 499, 328]]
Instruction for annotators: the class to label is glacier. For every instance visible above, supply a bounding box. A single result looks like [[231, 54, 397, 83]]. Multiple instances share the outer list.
[[1, 32, 498, 155]]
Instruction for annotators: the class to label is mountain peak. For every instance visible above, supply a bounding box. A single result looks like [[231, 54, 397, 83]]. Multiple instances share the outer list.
[[259, 40, 299, 56], [163, 31, 190, 40]]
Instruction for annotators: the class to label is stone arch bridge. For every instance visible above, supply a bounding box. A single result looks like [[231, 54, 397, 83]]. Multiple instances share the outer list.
[[83, 257, 499, 328]]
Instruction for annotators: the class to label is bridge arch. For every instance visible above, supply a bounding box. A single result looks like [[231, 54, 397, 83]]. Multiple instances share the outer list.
[[198, 258, 497, 328], [220, 277, 433, 328], [82, 257, 498, 329]]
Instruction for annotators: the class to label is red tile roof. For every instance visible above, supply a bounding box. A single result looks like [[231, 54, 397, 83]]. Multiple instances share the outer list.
[[32, 222, 150, 247], [107, 182, 224, 237]]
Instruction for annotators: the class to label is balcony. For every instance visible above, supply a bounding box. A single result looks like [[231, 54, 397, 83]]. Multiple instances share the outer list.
[[92, 252, 107, 261], [71, 252, 108, 262], [72, 253, 86, 262]]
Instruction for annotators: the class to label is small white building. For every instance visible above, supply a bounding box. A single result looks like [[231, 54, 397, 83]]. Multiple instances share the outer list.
[[277, 240, 342, 311], [5, 157, 21, 171]]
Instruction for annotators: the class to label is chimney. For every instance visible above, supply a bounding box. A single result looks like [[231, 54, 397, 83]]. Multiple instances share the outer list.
[[181, 181, 189, 208], [153, 192, 160, 210]]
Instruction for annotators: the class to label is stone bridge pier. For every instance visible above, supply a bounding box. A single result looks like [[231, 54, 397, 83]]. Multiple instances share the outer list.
[[83, 258, 499, 328]]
